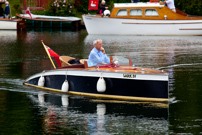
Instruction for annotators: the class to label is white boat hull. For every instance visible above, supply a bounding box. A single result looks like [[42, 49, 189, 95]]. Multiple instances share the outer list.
[[0, 20, 17, 30], [19, 14, 81, 21], [82, 15, 202, 36]]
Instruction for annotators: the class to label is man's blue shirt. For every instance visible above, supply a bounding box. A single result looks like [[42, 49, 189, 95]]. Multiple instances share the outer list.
[[88, 47, 110, 66]]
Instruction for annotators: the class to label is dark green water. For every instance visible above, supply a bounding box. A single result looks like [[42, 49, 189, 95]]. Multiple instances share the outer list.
[[0, 30, 202, 134]]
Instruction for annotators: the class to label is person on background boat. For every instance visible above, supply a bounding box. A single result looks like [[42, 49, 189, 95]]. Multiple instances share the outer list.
[[4, 1, 10, 19], [88, 39, 110, 67], [98, 0, 108, 15], [0, 4, 4, 18], [162, 0, 176, 12], [131, 0, 139, 3]]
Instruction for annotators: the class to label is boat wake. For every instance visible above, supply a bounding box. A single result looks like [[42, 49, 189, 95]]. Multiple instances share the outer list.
[[0, 78, 40, 94], [156, 63, 202, 70]]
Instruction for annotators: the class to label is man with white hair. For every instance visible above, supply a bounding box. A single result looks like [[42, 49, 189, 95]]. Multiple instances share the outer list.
[[88, 39, 110, 67], [4, 1, 10, 19]]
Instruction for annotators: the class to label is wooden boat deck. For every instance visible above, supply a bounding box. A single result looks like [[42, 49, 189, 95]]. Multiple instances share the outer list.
[[58, 56, 166, 75], [56, 64, 166, 75]]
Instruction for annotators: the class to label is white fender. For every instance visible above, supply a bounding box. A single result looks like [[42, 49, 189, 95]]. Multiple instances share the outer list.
[[96, 77, 106, 93], [61, 80, 69, 92], [38, 75, 45, 87]]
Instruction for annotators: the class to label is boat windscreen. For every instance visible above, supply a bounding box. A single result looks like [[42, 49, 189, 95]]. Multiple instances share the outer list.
[[112, 56, 131, 65]]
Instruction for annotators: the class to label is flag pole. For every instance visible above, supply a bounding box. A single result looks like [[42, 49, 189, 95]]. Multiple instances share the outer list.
[[41, 40, 56, 69]]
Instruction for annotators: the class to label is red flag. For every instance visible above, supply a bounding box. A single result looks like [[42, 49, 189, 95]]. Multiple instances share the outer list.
[[45, 45, 61, 67], [25, 7, 32, 19], [88, 0, 99, 10]]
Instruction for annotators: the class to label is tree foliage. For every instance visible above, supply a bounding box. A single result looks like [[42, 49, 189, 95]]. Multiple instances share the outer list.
[[174, 0, 202, 15]]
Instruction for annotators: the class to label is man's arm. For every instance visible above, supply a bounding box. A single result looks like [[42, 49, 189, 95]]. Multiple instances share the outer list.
[[103, 53, 110, 63]]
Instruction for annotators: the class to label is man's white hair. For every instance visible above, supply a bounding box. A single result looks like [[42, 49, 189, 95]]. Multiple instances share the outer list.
[[93, 39, 102, 46]]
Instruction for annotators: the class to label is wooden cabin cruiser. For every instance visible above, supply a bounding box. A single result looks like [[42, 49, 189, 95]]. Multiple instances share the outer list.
[[24, 55, 169, 102], [82, 2, 202, 35]]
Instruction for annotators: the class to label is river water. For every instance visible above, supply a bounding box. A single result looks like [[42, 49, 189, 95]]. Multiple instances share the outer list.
[[0, 29, 202, 134]]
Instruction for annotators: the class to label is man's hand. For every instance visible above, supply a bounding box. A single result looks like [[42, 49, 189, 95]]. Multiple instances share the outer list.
[[100, 47, 105, 54]]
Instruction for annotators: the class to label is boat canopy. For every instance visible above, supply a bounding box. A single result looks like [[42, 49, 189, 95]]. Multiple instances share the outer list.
[[114, 2, 165, 8]]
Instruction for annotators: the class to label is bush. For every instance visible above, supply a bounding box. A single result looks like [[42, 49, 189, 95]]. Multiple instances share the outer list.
[[44, 0, 77, 16], [13, 4, 22, 14]]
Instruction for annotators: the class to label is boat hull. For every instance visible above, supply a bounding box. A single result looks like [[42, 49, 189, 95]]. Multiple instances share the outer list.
[[17, 14, 81, 29], [0, 19, 26, 30], [82, 15, 202, 35], [0, 19, 17, 30], [24, 69, 169, 102]]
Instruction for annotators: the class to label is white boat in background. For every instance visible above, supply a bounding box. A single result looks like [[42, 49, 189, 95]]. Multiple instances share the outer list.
[[82, 2, 202, 36], [0, 0, 26, 30], [0, 18, 26, 30], [18, 14, 81, 21], [17, 14, 81, 29], [0, 19, 16, 29]]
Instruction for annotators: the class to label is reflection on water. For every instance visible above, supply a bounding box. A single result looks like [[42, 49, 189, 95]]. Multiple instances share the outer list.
[[0, 31, 17, 42], [28, 93, 168, 134]]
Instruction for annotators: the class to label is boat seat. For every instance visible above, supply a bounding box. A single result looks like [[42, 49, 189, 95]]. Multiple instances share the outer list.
[[59, 56, 75, 67], [59, 56, 88, 67], [80, 59, 88, 64]]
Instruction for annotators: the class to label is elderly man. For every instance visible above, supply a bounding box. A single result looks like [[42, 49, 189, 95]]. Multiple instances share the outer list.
[[4, 1, 10, 19], [88, 39, 110, 67], [163, 0, 176, 12]]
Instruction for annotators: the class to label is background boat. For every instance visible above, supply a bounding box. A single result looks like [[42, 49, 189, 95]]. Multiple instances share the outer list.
[[83, 2, 202, 35], [17, 14, 81, 30], [0, 18, 26, 30]]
